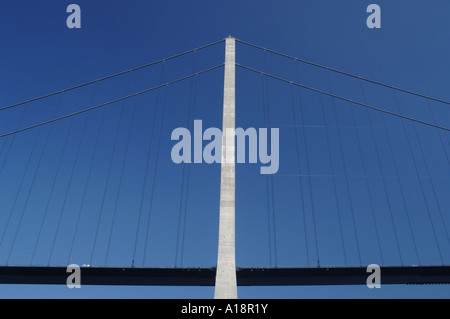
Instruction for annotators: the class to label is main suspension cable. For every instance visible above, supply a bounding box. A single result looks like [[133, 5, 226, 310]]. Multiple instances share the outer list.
[[236, 39, 450, 107], [0, 39, 225, 112], [236, 64, 450, 132], [0, 64, 225, 140]]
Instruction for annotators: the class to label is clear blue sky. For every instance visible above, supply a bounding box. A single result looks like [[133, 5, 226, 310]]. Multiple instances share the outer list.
[[0, 0, 449, 298]]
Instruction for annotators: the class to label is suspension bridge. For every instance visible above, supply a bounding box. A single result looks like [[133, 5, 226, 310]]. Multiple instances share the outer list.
[[0, 37, 449, 298]]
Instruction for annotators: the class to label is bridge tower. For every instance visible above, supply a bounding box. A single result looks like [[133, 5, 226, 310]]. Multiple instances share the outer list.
[[214, 36, 237, 299]]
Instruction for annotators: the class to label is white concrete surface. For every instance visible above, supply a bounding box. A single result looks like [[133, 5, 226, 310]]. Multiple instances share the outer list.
[[214, 37, 237, 299]]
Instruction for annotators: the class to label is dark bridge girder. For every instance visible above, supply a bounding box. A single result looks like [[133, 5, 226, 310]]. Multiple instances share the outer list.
[[0, 265, 449, 286]]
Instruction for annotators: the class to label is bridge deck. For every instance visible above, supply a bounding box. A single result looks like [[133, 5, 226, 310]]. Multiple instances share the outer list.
[[0, 266, 449, 286]]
